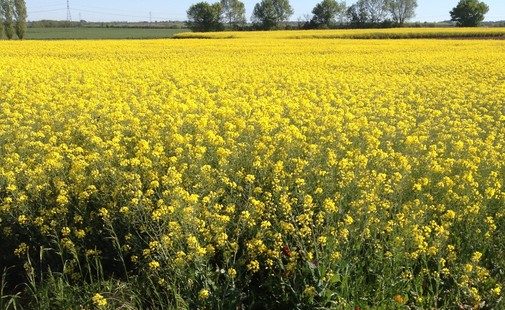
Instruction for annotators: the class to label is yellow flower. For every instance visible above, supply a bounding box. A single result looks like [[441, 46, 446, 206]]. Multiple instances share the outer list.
[[61, 238, 75, 251], [187, 235, 199, 249], [198, 288, 210, 300], [245, 174, 255, 183], [14, 243, 28, 257], [469, 287, 480, 302], [393, 294, 406, 304], [216, 232, 228, 246], [174, 251, 187, 266], [227, 268, 237, 279], [260, 221, 271, 229], [61, 226, 71, 237], [331, 251, 342, 261], [444, 210, 456, 220], [17, 214, 29, 225], [471, 251, 482, 263], [303, 285, 317, 298], [92, 293, 107, 308], [98, 208, 109, 220], [75, 229, 86, 239], [317, 236, 327, 246], [149, 241, 160, 251], [491, 285, 501, 296], [149, 260, 160, 270], [247, 260, 260, 273], [323, 199, 337, 213], [464, 264, 473, 273], [6, 184, 17, 192]]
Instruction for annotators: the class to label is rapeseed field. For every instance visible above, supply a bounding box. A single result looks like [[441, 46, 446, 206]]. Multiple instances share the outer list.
[[0, 32, 504, 308]]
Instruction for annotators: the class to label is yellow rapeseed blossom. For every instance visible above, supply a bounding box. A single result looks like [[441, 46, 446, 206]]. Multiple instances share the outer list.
[[14, 243, 28, 257], [227, 268, 237, 279], [471, 252, 483, 263], [149, 260, 160, 270], [92, 293, 107, 308], [198, 288, 210, 300], [247, 260, 260, 273], [492, 285, 502, 296], [303, 285, 317, 298]]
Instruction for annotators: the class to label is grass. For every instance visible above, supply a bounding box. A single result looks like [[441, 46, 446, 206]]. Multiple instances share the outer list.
[[24, 27, 189, 40]]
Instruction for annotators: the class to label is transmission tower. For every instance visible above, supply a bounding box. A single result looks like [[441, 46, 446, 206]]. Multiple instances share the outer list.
[[66, 0, 72, 21]]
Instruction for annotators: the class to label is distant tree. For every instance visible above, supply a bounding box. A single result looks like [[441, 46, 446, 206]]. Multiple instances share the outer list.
[[362, 0, 388, 23], [310, 0, 347, 28], [0, 3, 4, 39], [347, 0, 389, 26], [14, 0, 26, 39], [450, 0, 489, 27], [347, 2, 368, 25], [298, 13, 312, 28], [384, 0, 417, 25], [1, 0, 14, 39], [187, 2, 224, 32], [220, 0, 246, 29], [252, 0, 294, 30]]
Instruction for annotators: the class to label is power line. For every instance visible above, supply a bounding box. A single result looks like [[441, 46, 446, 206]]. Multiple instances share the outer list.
[[28, 6, 184, 21], [71, 7, 150, 19], [69, 7, 184, 21], [29, 2, 68, 10], [29, 8, 66, 13], [73, 4, 154, 14]]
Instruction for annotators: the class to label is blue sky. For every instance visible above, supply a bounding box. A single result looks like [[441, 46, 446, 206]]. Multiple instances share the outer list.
[[27, 0, 505, 22]]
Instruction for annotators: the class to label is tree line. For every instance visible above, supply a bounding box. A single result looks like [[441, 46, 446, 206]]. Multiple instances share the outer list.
[[187, 0, 491, 32], [0, 0, 27, 39]]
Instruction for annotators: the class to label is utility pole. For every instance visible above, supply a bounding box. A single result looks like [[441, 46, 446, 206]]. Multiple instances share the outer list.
[[66, 0, 72, 21], [149, 11, 152, 24]]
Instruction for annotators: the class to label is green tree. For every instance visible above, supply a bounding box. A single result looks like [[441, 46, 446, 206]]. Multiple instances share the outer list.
[[310, 0, 346, 28], [0, 4, 4, 39], [362, 0, 388, 23], [14, 0, 26, 39], [347, 0, 388, 25], [385, 0, 417, 25], [1, 0, 14, 39], [220, 0, 246, 29], [450, 0, 489, 27], [347, 2, 369, 26], [252, 0, 294, 30], [187, 2, 224, 32]]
